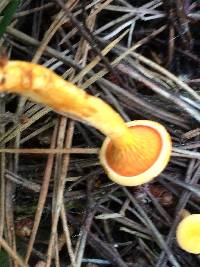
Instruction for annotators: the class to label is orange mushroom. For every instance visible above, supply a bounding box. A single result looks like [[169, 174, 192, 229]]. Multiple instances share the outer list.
[[100, 120, 171, 186], [176, 213, 200, 254], [0, 60, 171, 186]]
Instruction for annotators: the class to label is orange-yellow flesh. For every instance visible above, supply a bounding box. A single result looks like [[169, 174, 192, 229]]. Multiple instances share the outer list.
[[0, 61, 131, 140], [176, 214, 200, 254], [105, 125, 162, 176]]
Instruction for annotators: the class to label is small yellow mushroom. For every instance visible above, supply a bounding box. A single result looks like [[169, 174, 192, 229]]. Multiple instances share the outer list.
[[176, 213, 200, 254], [0, 60, 171, 186]]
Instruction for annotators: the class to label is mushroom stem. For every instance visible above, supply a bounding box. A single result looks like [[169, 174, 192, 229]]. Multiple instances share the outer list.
[[0, 60, 133, 146]]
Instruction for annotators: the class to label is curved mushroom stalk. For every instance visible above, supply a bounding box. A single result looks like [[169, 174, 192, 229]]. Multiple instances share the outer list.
[[176, 213, 200, 254], [0, 60, 171, 186]]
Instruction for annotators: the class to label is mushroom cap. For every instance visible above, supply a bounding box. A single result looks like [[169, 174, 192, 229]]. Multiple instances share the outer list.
[[100, 120, 171, 186], [176, 214, 200, 254]]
